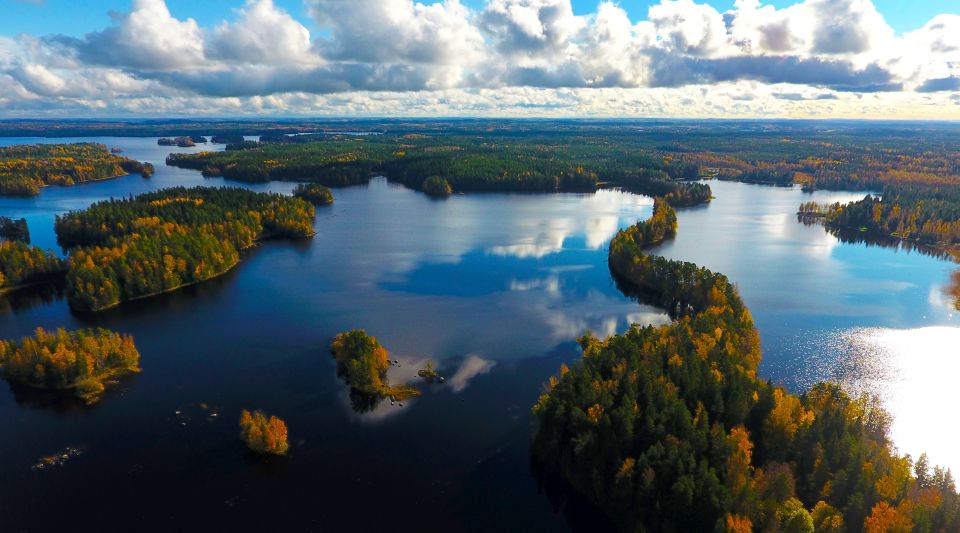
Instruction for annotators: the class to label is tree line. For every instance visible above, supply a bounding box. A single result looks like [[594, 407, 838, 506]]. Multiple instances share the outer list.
[[165, 133, 712, 203], [0, 327, 140, 403], [799, 185, 960, 252], [0, 143, 153, 196], [0, 216, 30, 243], [54, 186, 315, 311], [0, 240, 64, 293]]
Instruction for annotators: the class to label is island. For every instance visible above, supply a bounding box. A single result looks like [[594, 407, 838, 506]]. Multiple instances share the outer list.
[[157, 136, 202, 147], [54, 186, 315, 311], [799, 184, 960, 257], [0, 327, 140, 403], [292, 183, 334, 205], [417, 360, 441, 382], [0, 240, 65, 294], [0, 143, 154, 196], [422, 176, 452, 197], [239, 409, 289, 456], [164, 132, 712, 203], [532, 198, 960, 532], [330, 329, 421, 405], [0, 216, 30, 243]]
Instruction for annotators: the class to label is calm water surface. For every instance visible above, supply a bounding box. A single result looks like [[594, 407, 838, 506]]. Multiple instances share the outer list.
[[0, 137, 957, 531]]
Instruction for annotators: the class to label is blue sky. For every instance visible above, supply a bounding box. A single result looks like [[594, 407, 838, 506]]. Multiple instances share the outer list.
[[3, 0, 952, 37]]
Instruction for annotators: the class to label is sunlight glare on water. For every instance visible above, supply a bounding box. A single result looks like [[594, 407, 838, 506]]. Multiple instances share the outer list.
[[830, 327, 960, 475]]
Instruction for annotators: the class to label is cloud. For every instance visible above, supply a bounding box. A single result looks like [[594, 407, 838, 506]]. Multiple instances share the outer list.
[[57, 0, 205, 70], [918, 77, 960, 93], [651, 55, 899, 91], [0, 0, 956, 117], [481, 0, 585, 59], [649, 0, 728, 57], [207, 0, 314, 65], [309, 0, 483, 66], [807, 0, 893, 55]]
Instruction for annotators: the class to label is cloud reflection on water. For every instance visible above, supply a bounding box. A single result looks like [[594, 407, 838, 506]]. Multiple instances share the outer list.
[[448, 355, 497, 394]]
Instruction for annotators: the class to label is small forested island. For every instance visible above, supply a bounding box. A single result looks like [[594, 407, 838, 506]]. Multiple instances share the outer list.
[[417, 360, 441, 382], [157, 136, 205, 147], [330, 329, 421, 403], [0, 327, 140, 403], [239, 409, 289, 456], [799, 185, 960, 254], [0, 216, 30, 243], [54, 186, 315, 311], [292, 183, 334, 205], [422, 176, 452, 197], [532, 199, 960, 532], [0, 240, 65, 293], [0, 143, 154, 196]]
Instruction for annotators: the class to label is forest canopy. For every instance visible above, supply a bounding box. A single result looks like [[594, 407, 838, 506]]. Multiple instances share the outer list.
[[54, 186, 315, 311], [239, 409, 289, 456], [0, 240, 65, 293], [330, 329, 421, 409], [292, 183, 334, 205], [0, 327, 140, 403], [0, 143, 153, 196], [532, 198, 960, 532], [799, 185, 960, 253], [165, 132, 711, 203]]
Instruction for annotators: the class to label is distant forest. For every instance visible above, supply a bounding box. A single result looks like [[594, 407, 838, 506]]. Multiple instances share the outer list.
[[0, 143, 153, 196]]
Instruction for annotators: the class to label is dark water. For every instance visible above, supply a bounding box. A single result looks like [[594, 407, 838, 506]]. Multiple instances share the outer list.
[[1, 137, 957, 531]]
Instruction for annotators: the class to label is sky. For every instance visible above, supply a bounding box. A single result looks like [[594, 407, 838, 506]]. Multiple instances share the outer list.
[[0, 0, 958, 119]]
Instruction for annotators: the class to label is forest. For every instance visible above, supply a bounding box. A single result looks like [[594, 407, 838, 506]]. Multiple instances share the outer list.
[[292, 183, 334, 205], [165, 132, 712, 204], [0, 143, 153, 196], [54, 186, 315, 311], [239, 409, 289, 456], [330, 329, 421, 410], [0, 216, 30, 243], [0, 327, 140, 403], [10, 118, 922, 199], [0, 240, 65, 293], [532, 199, 960, 532], [799, 185, 960, 253], [158, 136, 205, 147]]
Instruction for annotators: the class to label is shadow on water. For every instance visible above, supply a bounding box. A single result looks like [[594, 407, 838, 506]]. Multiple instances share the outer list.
[[68, 263, 243, 327], [0, 281, 64, 315], [797, 214, 958, 262], [610, 266, 691, 320], [3, 373, 137, 413], [4, 381, 90, 413], [530, 459, 618, 533], [348, 387, 383, 413]]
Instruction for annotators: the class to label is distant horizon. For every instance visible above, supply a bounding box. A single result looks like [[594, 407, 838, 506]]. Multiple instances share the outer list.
[[2, 116, 960, 124]]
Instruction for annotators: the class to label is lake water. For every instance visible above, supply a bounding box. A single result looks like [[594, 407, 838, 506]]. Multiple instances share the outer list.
[[1, 137, 957, 532]]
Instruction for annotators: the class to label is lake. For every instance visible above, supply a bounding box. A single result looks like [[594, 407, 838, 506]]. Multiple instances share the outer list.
[[1, 136, 957, 531]]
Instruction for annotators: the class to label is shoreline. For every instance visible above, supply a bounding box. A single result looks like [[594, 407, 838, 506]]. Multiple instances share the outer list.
[[74, 232, 313, 312]]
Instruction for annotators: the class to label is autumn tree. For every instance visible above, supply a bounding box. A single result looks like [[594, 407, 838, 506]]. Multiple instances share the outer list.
[[239, 409, 289, 456]]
